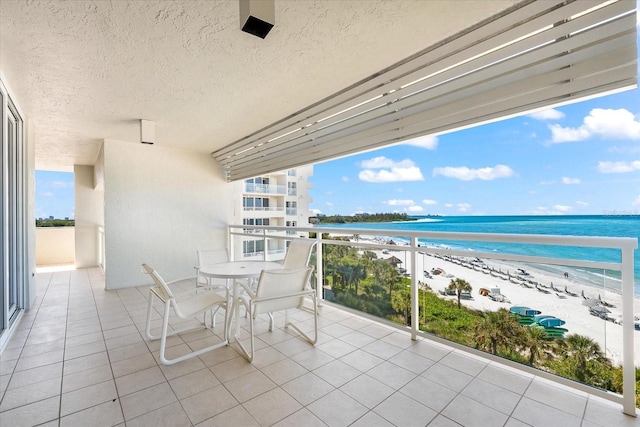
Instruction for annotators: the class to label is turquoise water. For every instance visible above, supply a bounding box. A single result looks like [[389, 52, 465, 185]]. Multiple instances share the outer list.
[[315, 215, 640, 295]]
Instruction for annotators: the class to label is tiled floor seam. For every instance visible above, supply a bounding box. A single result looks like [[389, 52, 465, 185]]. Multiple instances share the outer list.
[[84, 268, 128, 425]]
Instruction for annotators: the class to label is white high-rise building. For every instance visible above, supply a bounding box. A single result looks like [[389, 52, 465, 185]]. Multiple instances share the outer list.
[[231, 165, 313, 261]]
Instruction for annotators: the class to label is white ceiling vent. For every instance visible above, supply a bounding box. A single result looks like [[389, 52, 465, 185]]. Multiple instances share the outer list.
[[213, 0, 637, 182]]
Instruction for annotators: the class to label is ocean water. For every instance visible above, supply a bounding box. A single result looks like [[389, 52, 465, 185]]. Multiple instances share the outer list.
[[315, 215, 640, 296]]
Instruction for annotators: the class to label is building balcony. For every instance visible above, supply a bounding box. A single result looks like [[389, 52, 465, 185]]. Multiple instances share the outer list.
[[0, 265, 634, 426], [242, 206, 284, 212], [244, 183, 286, 195], [3, 225, 636, 426]]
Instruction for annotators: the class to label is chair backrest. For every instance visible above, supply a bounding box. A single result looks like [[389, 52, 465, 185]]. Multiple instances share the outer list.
[[253, 267, 314, 315], [282, 239, 316, 269], [197, 248, 229, 268], [142, 263, 173, 301]]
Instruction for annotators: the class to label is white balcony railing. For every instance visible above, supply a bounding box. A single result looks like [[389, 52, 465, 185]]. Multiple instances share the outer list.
[[228, 224, 638, 415], [244, 183, 286, 194], [242, 206, 284, 212]]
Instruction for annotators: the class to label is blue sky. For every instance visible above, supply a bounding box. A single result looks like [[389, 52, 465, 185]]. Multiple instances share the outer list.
[[35, 170, 75, 219], [309, 87, 640, 217]]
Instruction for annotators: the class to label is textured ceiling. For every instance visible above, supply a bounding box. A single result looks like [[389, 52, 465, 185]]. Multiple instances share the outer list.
[[0, 0, 516, 172]]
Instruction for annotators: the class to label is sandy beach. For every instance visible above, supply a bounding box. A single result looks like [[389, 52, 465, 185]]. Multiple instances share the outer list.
[[349, 239, 640, 366], [397, 248, 640, 366]]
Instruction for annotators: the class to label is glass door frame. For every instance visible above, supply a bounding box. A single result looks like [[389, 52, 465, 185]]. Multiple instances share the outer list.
[[0, 78, 26, 347]]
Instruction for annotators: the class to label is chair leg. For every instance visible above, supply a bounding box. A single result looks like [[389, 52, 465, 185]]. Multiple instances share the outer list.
[[145, 293, 160, 341], [235, 303, 255, 362], [158, 301, 229, 366], [286, 295, 318, 345], [268, 313, 274, 331], [159, 302, 173, 365]]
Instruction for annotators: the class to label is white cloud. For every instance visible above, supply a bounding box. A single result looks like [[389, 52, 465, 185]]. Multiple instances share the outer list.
[[48, 180, 74, 188], [341, 176, 349, 182], [597, 160, 640, 174], [550, 108, 640, 143], [39, 191, 55, 197], [403, 135, 438, 150], [576, 201, 589, 206], [422, 199, 437, 205], [359, 167, 424, 183], [633, 196, 640, 207], [432, 164, 515, 181], [561, 177, 580, 184], [528, 109, 565, 121], [385, 199, 415, 206], [326, 202, 334, 207], [311, 208, 322, 214], [360, 156, 414, 169], [359, 157, 425, 183], [530, 205, 573, 215], [407, 205, 424, 212], [456, 203, 471, 212], [444, 203, 453, 208], [554, 205, 572, 212]]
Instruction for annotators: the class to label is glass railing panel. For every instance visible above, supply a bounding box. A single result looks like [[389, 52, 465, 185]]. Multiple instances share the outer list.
[[228, 224, 638, 410], [319, 238, 411, 327], [416, 254, 626, 395]]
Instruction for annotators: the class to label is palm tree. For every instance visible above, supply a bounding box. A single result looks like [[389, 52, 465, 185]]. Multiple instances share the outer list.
[[475, 308, 520, 355], [447, 278, 472, 309], [391, 286, 411, 325], [560, 334, 607, 382], [520, 326, 550, 366]]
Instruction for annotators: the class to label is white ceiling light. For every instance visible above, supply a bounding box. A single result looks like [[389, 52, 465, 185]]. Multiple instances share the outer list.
[[140, 119, 155, 145], [240, 0, 275, 39]]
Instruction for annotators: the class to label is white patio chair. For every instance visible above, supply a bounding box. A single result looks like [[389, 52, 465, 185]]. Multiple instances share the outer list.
[[143, 263, 229, 365], [196, 248, 232, 327], [281, 238, 317, 316], [196, 248, 229, 290], [236, 266, 316, 362], [283, 238, 317, 269]]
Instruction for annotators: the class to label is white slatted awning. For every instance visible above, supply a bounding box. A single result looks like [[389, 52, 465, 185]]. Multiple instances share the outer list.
[[212, 0, 638, 182]]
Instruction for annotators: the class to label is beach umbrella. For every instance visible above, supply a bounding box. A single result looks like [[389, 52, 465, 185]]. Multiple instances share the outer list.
[[582, 298, 600, 308]]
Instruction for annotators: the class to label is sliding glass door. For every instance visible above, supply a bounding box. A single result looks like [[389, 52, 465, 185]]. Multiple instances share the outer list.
[[0, 80, 25, 343]]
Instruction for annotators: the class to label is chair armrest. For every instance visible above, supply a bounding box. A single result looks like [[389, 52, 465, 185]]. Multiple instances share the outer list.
[[163, 276, 200, 298], [253, 289, 315, 303], [165, 275, 198, 286], [237, 280, 256, 298]]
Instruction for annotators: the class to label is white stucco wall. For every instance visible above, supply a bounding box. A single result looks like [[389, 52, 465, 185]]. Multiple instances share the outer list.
[[103, 139, 231, 289], [74, 164, 104, 268], [36, 227, 75, 265]]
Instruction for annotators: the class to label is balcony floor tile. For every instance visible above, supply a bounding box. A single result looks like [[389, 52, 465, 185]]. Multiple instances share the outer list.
[[0, 267, 635, 426]]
